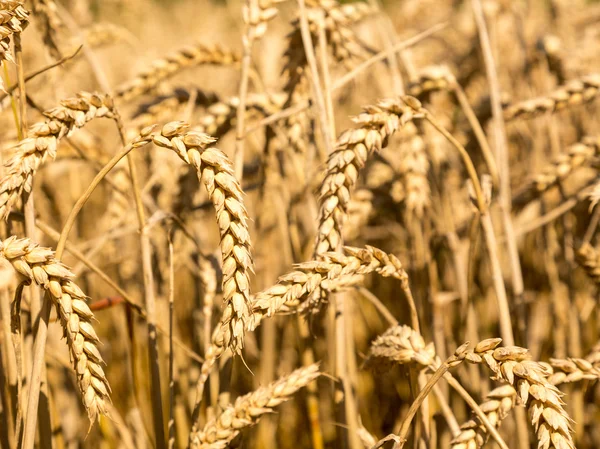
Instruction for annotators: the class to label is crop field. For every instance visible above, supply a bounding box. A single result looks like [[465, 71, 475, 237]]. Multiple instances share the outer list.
[[0, 0, 599, 448]]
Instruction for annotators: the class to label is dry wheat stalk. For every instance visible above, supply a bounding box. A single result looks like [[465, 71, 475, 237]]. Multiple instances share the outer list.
[[283, 0, 375, 100], [367, 328, 575, 449], [189, 364, 319, 449], [512, 136, 600, 208], [503, 73, 600, 121], [0, 92, 119, 220], [315, 98, 416, 256], [114, 43, 240, 102], [0, 236, 110, 423], [0, 0, 29, 91]]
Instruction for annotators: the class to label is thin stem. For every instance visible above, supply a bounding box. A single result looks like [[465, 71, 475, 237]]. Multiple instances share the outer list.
[[582, 204, 600, 245], [443, 372, 509, 449], [451, 82, 499, 189], [393, 357, 458, 447], [244, 22, 446, 138], [415, 106, 487, 214], [56, 141, 144, 257], [168, 231, 176, 449], [0, 46, 82, 102], [14, 32, 27, 137], [334, 22, 448, 90], [3, 62, 21, 140], [297, 0, 333, 156], [233, 0, 256, 182], [127, 153, 166, 449], [21, 296, 51, 449], [480, 212, 514, 346]]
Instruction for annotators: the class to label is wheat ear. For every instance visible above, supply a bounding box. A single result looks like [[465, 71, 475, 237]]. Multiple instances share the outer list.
[[150, 122, 253, 354], [189, 364, 320, 449], [504, 73, 600, 121], [315, 98, 415, 256], [0, 1, 29, 91], [454, 343, 600, 449], [512, 137, 600, 208], [367, 327, 576, 449], [0, 92, 119, 220], [114, 43, 240, 102], [193, 245, 409, 424], [0, 236, 110, 423]]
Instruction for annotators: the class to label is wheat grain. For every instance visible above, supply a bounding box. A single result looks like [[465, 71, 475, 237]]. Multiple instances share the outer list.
[[0, 236, 110, 424], [575, 243, 600, 284], [147, 122, 253, 354], [454, 343, 600, 449]]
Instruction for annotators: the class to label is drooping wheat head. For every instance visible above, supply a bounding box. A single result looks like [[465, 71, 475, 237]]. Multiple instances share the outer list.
[[0, 236, 111, 424]]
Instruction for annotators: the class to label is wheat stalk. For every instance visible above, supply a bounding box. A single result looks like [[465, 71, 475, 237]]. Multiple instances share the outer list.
[[283, 0, 375, 101], [189, 363, 320, 449], [0, 91, 119, 220], [0, 236, 110, 424]]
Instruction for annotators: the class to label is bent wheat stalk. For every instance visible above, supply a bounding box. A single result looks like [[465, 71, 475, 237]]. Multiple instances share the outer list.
[[0, 236, 110, 424], [150, 121, 253, 355]]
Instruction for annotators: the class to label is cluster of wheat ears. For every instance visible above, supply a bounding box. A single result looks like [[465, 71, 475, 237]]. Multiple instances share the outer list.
[[0, 0, 599, 448]]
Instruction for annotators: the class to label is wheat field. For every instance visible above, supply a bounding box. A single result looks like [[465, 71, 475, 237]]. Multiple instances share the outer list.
[[0, 0, 599, 448]]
